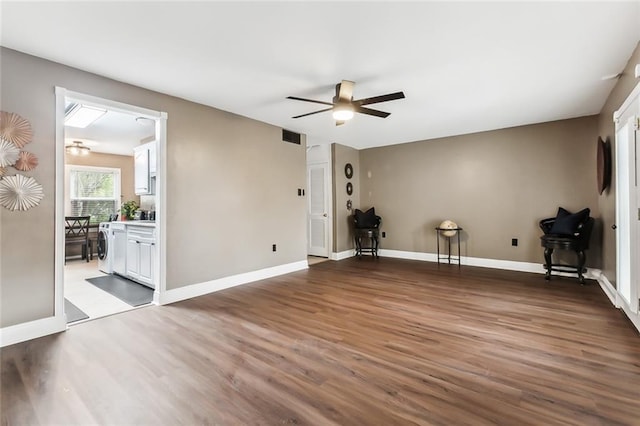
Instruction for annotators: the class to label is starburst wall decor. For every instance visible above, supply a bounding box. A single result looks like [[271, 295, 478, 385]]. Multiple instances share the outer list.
[[0, 111, 44, 211]]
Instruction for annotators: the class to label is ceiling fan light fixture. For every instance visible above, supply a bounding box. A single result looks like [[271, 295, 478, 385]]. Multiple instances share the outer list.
[[66, 140, 91, 156], [332, 105, 354, 121]]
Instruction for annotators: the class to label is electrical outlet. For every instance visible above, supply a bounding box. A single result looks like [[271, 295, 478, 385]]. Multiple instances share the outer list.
[[297, 188, 301, 196], [382, 232, 386, 238], [272, 244, 277, 252], [512, 238, 518, 247]]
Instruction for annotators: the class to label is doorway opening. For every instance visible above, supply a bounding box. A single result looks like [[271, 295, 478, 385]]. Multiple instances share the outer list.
[[55, 88, 167, 325], [306, 144, 332, 265]]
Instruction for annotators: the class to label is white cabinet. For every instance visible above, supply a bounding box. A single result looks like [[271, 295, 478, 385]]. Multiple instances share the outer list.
[[134, 141, 156, 195], [125, 225, 156, 289], [148, 141, 157, 176]]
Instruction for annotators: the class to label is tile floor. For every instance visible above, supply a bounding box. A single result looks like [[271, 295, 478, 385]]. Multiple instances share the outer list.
[[65, 257, 327, 324], [64, 259, 142, 324]]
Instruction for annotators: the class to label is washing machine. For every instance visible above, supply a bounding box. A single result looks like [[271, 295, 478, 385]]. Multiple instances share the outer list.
[[97, 222, 113, 273]]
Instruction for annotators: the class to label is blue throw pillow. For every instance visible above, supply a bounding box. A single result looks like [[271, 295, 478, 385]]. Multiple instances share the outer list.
[[550, 207, 590, 236]]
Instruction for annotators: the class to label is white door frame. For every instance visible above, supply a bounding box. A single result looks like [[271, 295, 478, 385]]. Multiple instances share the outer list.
[[613, 81, 640, 331], [54, 87, 168, 326], [307, 161, 331, 257], [306, 144, 333, 259]]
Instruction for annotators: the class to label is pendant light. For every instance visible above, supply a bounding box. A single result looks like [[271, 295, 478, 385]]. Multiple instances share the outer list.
[[66, 140, 90, 156]]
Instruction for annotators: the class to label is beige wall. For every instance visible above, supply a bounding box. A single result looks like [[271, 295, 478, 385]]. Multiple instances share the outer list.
[[597, 42, 640, 286], [359, 116, 601, 266], [0, 48, 307, 327], [65, 151, 138, 207], [332, 143, 360, 252]]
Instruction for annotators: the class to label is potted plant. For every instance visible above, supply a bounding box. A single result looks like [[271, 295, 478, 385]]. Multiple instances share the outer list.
[[120, 200, 139, 221]]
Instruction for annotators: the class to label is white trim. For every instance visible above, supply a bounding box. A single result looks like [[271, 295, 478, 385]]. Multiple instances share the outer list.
[[55, 87, 66, 329], [378, 249, 601, 279], [330, 250, 355, 260], [613, 82, 640, 122], [378, 249, 437, 262], [153, 112, 168, 305], [0, 316, 67, 348], [56, 87, 169, 319], [591, 270, 618, 306], [159, 260, 308, 305], [619, 296, 640, 333]]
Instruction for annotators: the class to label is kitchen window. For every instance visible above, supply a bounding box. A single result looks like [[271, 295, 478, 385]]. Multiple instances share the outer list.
[[66, 165, 121, 224]]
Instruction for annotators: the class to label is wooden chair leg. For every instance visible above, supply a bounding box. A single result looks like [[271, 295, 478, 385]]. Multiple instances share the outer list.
[[577, 250, 586, 285], [544, 247, 553, 281]]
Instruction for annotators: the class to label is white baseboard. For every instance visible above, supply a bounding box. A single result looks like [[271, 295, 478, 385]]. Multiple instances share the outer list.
[[0, 315, 67, 348], [378, 249, 437, 262], [619, 299, 640, 333], [378, 249, 601, 279], [330, 250, 355, 261], [159, 260, 308, 305], [590, 270, 618, 306]]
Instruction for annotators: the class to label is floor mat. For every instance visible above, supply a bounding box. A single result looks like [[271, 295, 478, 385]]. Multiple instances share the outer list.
[[65, 298, 89, 323], [85, 275, 153, 307]]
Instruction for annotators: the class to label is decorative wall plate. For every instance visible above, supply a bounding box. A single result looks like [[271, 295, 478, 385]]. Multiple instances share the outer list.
[[346, 199, 352, 210], [0, 174, 44, 211], [345, 163, 353, 179], [597, 136, 611, 195], [346, 181, 353, 195], [0, 137, 20, 167], [14, 151, 39, 172], [0, 111, 33, 148]]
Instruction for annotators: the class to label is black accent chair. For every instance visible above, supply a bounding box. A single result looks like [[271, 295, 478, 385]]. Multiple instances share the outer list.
[[539, 207, 594, 284], [65, 216, 92, 264], [353, 207, 382, 257]]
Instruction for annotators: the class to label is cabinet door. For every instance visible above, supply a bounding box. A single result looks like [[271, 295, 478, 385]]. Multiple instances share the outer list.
[[148, 142, 157, 175], [138, 241, 155, 288], [134, 147, 150, 194], [126, 238, 140, 279]]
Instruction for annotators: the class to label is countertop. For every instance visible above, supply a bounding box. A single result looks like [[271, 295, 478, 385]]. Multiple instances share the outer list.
[[109, 220, 156, 228]]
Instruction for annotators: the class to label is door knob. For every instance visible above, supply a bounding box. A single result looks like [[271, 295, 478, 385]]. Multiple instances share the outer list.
[[323, 213, 328, 217], [612, 224, 617, 230]]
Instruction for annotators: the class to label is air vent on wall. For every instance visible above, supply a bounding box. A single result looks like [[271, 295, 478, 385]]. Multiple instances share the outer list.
[[282, 129, 301, 145]]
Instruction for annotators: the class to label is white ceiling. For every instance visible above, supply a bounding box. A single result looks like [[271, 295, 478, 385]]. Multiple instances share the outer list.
[[2, 2, 640, 150], [64, 107, 155, 156]]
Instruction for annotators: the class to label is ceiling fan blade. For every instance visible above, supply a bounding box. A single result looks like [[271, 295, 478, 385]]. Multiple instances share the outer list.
[[336, 80, 355, 101], [354, 106, 390, 118], [287, 96, 334, 106], [335, 120, 345, 126], [292, 107, 333, 119], [355, 91, 405, 106]]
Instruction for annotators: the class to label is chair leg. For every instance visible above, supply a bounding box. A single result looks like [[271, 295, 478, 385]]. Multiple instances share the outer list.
[[543, 247, 553, 280], [577, 250, 586, 285]]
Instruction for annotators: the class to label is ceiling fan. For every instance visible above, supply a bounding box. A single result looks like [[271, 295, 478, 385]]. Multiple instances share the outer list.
[[287, 80, 405, 126]]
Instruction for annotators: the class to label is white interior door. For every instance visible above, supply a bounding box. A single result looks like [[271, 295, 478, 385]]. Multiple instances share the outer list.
[[616, 120, 637, 312], [308, 162, 329, 257], [615, 108, 639, 314]]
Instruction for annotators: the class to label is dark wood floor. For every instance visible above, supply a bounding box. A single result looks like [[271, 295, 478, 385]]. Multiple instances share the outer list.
[[2, 258, 640, 425]]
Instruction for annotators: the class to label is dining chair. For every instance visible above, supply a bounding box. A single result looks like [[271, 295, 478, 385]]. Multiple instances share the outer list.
[[65, 216, 91, 263]]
